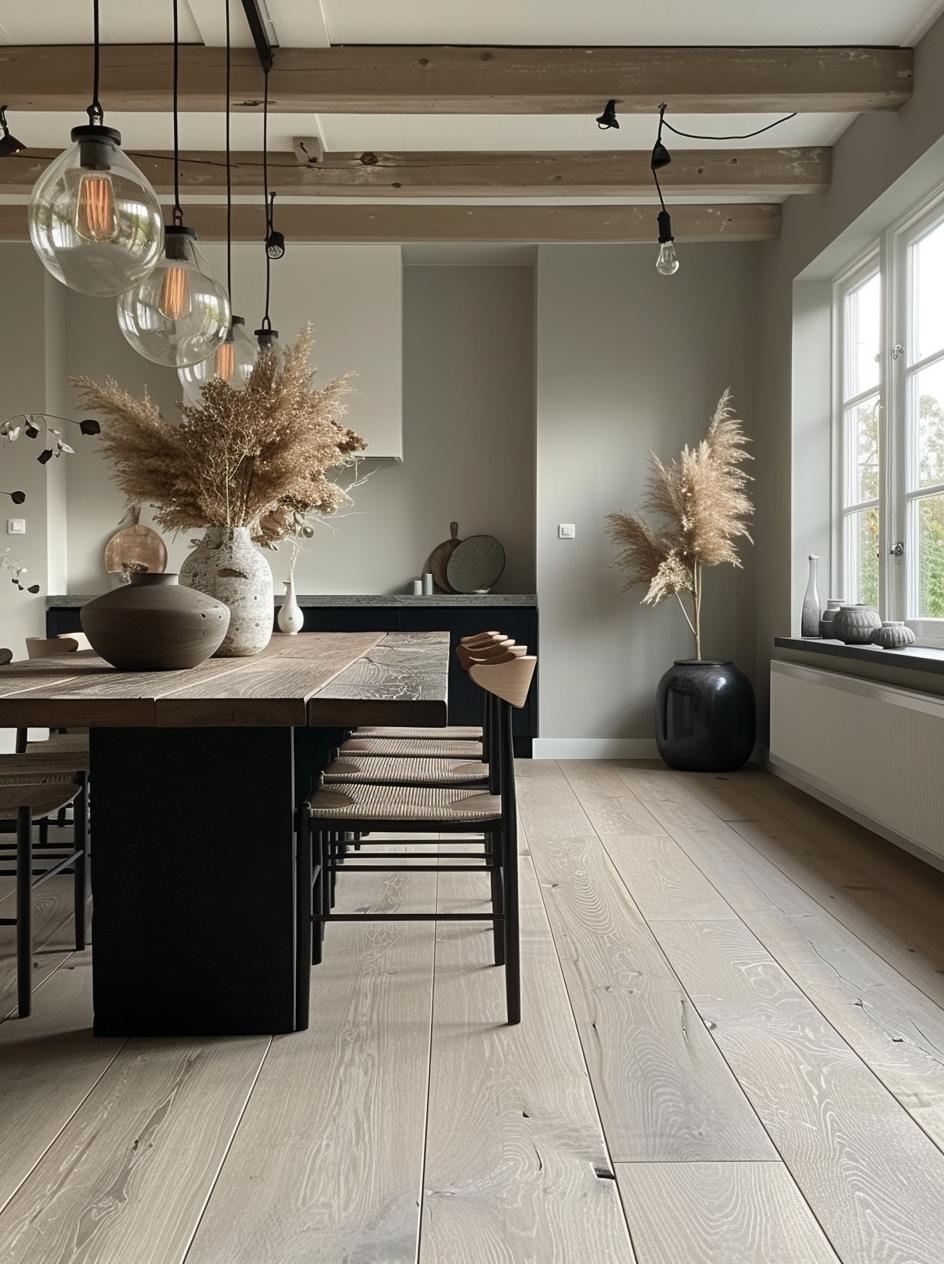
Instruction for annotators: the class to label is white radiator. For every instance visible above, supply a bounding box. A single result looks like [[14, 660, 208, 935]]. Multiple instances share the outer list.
[[770, 661, 944, 867]]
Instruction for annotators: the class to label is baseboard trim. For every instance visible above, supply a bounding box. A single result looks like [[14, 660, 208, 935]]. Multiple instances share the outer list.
[[531, 738, 660, 760], [768, 754, 944, 876]]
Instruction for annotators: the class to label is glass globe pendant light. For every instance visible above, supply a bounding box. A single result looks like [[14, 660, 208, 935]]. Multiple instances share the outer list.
[[178, 0, 255, 403], [117, 0, 229, 368], [28, 0, 163, 297]]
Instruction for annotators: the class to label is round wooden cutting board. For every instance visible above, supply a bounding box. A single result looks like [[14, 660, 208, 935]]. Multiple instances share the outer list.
[[429, 521, 461, 592], [104, 524, 168, 578]]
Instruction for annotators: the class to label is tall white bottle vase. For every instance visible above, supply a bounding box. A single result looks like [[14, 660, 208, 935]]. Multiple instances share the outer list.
[[277, 576, 305, 635], [801, 554, 821, 637]]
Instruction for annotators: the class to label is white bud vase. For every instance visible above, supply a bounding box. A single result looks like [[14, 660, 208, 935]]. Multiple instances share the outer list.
[[180, 526, 273, 656], [277, 576, 305, 635]]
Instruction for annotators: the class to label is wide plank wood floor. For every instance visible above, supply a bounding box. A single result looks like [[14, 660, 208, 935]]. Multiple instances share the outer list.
[[3, 760, 944, 1262]]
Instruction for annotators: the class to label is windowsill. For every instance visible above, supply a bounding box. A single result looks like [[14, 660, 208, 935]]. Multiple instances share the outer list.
[[774, 636, 944, 677]]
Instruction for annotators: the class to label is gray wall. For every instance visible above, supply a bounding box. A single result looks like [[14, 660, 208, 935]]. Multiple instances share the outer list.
[[535, 243, 761, 750], [755, 8, 944, 742], [289, 264, 536, 595]]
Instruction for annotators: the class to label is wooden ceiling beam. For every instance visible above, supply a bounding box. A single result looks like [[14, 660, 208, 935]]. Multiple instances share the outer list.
[[0, 202, 780, 243], [0, 44, 912, 114], [0, 146, 830, 198]]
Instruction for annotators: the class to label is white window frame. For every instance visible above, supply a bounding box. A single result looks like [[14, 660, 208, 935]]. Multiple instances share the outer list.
[[833, 251, 883, 613], [833, 184, 944, 643]]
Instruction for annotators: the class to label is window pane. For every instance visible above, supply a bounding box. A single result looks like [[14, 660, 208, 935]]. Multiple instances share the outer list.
[[911, 360, 944, 489], [844, 508, 880, 605], [844, 394, 880, 505], [845, 273, 881, 397], [913, 220, 944, 363], [914, 494, 944, 617]]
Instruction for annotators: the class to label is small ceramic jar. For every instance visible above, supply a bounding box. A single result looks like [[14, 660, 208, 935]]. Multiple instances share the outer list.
[[819, 598, 846, 639], [831, 604, 882, 644], [869, 621, 916, 650]]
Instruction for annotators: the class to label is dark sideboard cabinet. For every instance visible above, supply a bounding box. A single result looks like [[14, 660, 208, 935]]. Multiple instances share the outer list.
[[47, 596, 539, 755]]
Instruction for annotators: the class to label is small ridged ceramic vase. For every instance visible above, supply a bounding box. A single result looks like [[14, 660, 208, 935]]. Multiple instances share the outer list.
[[831, 604, 882, 645], [870, 621, 916, 649], [180, 526, 273, 656]]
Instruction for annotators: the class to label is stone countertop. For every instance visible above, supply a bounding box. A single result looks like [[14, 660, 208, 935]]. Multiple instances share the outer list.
[[48, 593, 538, 608]]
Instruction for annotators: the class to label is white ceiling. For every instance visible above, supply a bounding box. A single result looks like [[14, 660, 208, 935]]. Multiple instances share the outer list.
[[1, 0, 942, 48], [1, 0, 942, 211]]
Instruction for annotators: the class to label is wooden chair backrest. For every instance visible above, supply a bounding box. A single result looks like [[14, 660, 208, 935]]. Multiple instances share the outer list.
[[26, 637, 78, 659], [0, 648, 11, 666], [456, 642, 524, 670], [468, 656, 537, 709], [459, 631, 506, 648]]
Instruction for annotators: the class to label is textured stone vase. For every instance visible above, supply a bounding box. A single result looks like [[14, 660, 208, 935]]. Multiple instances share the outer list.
[[81, 572, 230, 671], [832, 604, 882, 645], [870, 620, 916, 649], [180, 526, 273, 657], [655, 660, 756, 773]]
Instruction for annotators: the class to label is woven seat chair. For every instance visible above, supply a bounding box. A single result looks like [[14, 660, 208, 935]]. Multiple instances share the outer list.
[[0, 750, 90, 1017], [16, 640, 90, 845], [348, 631, 515, 749], [297, 654, 536, 1027]]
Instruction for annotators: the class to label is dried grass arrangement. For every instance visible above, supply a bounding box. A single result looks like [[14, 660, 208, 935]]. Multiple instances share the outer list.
[[605, 389, 753, 659], [73, 326, 366, 547]]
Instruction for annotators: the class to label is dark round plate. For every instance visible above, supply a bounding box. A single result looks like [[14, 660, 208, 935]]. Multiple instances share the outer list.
[[446, 535, 505, 593]]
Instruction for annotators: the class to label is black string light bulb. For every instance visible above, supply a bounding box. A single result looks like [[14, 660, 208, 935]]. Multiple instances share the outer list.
[[27, 0, 163, 296], [651, 105, 679, 276], [116, 0, 230, 368], [178, 0, 258, 404], [255, 66, 283, 362], [0, 106, 25, 158]]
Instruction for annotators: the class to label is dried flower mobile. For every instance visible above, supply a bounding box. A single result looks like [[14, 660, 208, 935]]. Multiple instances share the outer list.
[[1, 549, 40, 594], [1, 413, 101, 464]]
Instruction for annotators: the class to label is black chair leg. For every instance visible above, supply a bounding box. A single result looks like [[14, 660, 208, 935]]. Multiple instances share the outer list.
[[73, 773, 90, 951], [295, 805, 313, 1024], [487, 830, 505, 966], [16, 807, 32, 1019]]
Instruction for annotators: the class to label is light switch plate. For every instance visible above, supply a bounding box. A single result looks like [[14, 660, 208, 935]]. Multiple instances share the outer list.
[[558, 523, 576, 539], [7, 518, 25, 535]]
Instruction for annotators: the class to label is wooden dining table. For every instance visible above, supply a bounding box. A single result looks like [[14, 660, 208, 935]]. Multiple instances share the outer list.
[[0, 631, 449, 1036]]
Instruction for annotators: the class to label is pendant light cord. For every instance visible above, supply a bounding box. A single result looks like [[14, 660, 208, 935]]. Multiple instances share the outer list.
[[651, 106, 669, 215], [225, 0, 232, 304], [87, 0, 104, 125], [260, 64, 272, 331], [171, 0, 183, 226]]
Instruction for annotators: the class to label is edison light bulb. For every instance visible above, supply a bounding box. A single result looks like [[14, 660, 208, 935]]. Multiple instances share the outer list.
[[117, 225, 230, 369], [656, 240, 679, 276], [74, 172, 118, 242], [215, 340, 236, 381], [159, 267, 190, 320], [29, 125, 163, 296], [178, 316, 258, 405]]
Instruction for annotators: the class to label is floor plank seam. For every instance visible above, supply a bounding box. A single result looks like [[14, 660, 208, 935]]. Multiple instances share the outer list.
[[179, 1036, 276, 1264]]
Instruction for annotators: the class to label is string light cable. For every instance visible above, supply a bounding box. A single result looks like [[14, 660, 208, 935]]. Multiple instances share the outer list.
[[647, 102, 798, 275]]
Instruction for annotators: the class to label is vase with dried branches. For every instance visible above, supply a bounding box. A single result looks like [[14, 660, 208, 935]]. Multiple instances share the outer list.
[[604, 390, 756, 771], [74, 326, 366, 656]]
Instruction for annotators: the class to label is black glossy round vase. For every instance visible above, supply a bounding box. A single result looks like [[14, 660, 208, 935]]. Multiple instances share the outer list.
[[81, 572, 231, 671], [655, 659, 756, 772]]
